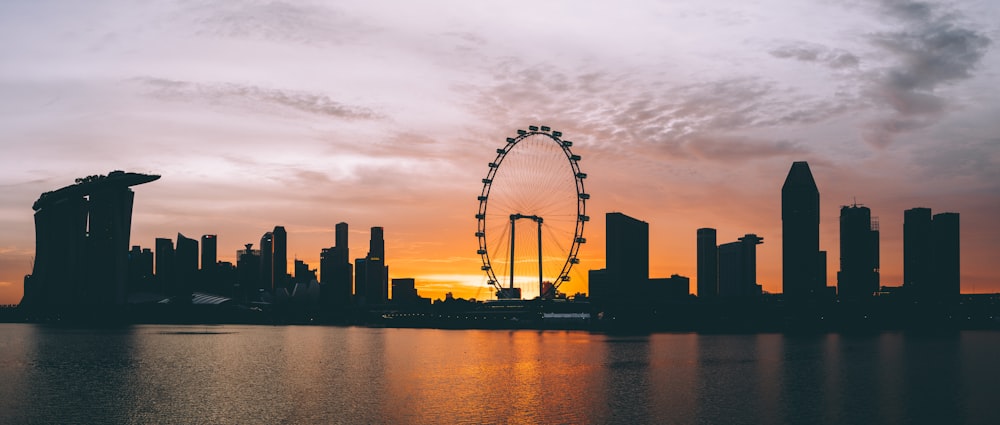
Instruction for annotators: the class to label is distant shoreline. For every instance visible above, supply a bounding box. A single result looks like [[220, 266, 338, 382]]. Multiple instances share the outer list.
[[3, 294, 999, 333]]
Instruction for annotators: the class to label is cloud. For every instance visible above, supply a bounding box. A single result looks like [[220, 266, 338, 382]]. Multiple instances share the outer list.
[[135, 77, 383, 120], [181, 1, 376, 46], [863, 0, 991, 146], [464, 61, 830, 164], [769, 42, 860, 69]]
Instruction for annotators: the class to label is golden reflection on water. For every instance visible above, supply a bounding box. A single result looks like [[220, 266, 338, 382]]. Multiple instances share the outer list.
[[382, 329, 604, 424], [0, 325, 994, 424]]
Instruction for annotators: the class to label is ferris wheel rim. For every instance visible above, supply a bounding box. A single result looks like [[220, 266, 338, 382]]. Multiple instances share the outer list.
[[475, 125, 588, 297]]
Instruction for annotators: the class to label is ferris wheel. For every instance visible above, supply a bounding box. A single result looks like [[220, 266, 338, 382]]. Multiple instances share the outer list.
[[476, 125, 588, 299]]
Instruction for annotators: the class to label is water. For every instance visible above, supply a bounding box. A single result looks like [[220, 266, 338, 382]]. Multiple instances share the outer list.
[[1, 324, 997, 424]]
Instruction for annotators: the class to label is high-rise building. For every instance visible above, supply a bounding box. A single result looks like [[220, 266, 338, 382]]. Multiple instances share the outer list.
[[320, 222, 353, 307], [128, 245, 143, 290], [86, 185, 137, 306], [293, 259, 316, 284], [838, 204, 879, 299], [696, 228, 718, 298], [201, 235, 217, 272], [155, 237, 175, 294], [903, 207, 932, 293], [259, 232, 273, 291], [236, 243, 262, 300], [272, 226, 288, 290], [335, 222, 348, 263], [127, 245, 154, 293], [781, 161, 825, 298], [590, 212, 649, 305], [903, 208, 960, 300], [356, 227, 388, 305], [718, 234, 763, 297], [932, 212, 960, 298], [175, 233, 198, 299]]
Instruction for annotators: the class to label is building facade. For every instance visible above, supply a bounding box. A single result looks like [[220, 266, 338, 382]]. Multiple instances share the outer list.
[[838, 204, 879, 299], [781, 161, 826, 298]]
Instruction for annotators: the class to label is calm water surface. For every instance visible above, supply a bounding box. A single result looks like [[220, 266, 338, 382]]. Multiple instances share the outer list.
[[0, 324, 997, 424]]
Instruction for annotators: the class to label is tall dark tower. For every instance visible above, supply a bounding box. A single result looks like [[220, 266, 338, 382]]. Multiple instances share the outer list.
[[904, 208, 960, 300], [272, 226, 288, 290], [838, 204, 880, 299], [86, 184, 136, 306], [696, 228, 718, 298], [362, 226, 388, 304], [175, 233, 198, 300], [903, 207, 932, 294], [932, 212, 960, 298], [259, 232, 273, 291], [321, 222, 353, 307], [236, 243, 262, 300], [155, 237, 174, 294], [128, 245, 153, 293], [335, 222, 349, 263], [201, 235, 217, 272], [599, 212, 649, 305], [781, 161, 824, 298]]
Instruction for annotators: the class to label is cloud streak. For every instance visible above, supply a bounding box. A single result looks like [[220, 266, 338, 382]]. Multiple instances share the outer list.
[[135, 77, 384, 120], [769, 42, 860, 69]]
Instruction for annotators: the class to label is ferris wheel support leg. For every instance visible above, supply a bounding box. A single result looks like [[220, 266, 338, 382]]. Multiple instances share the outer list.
[[538, 219, 543, 298], [509, 215, 516, 291]]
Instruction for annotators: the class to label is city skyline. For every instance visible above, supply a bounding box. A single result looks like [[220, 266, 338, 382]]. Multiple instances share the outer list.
[[2, 1, 1000, 304]]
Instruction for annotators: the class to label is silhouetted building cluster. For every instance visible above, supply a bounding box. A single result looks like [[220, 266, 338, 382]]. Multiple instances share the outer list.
[[21, 171, 159, 315], [17, 160, 972, 328], [589, 160, 963, 319], [588, 212, 691, 310], [18, 171, 435, 321], [131, 224, 415, 312], [696, 230, 765, 298]]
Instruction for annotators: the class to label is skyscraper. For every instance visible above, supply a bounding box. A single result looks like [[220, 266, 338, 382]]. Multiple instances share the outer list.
[[356, 227, 388, 305], [155, 237, 175, 294], [718, 234, 763, 297], [236, 243, 262, 300], [272, 226, 288, 290], [932, 212, 960, 298], [201, 234, 217, 272], [781, 161, 825, 298], [320, 222, 353, 307], [838, 204, 879, 299], [175, 233, 198, 300], [903, 207, 932, 293], [259, 232, 273, 291], [696, 228, 718, 298], [86, 184, 136, 306], [591, 212, 649, 305], [904, 208, 960, 300], [127, 245, 154, 293]]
